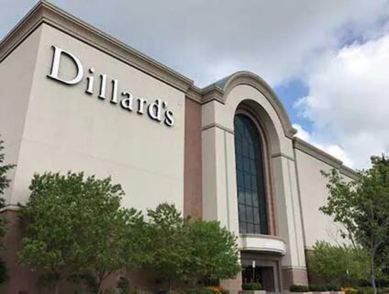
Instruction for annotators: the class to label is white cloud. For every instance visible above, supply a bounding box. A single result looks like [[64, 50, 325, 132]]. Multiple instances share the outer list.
[[293, 124, 353, 167], [2, 0, 389, 168], [2, 0, 388, 87], [296, 34, 389, 168], [293, 124, 311, 141]]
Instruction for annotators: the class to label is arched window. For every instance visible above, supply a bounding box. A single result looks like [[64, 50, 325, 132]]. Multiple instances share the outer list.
[[234, 114, 268, 235]]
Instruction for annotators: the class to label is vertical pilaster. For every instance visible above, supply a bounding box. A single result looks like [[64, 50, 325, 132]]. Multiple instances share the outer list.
[[202, 124, 239, 236], [271, 154, 308, 289]]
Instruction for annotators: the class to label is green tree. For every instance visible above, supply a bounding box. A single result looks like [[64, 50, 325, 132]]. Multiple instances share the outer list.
[[19, 172, 148, 293], [308, 241, 369, 286], [0, 137, 15, 240], [320, 155, 389, 294], [0, 136, 15, 284], [147, 203, 240, 288], [185, 218, 240, 283], [147, 203, 188, 287]]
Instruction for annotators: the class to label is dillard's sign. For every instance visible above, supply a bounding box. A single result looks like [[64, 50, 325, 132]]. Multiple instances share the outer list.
[[47, 45, 175, 127]]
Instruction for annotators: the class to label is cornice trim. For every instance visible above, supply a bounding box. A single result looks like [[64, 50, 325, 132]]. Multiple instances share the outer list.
[[201, 71, 297, 139], [281, 266, 307, 271], [0, 204, 20, 212], [271, 152, 295, 162], [0, 0, 194, 93], [202, 123, 234, 134], [293, 137, 359, 180], [186, 85, 203, 103], [0, 2, 43, 63]]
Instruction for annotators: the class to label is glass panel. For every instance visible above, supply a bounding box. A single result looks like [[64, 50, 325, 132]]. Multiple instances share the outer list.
[[254, 224, 261, 234], [243, 143, 250, 157], [234, 114, 269, 235], [250, 161, 256, 174], [244, 175, 251, 189], [246, 206, 254, 223], [254, 208, 260, 223], [243, 157, 250, 172], [240, 222, 246, 234], [236, 141, 242, 154], [251, 175, 258, 191], [237, 170, 244, 187], [246, 191, 253, 206], [253, 193, 259, 207], [239, 204, 246, 222]]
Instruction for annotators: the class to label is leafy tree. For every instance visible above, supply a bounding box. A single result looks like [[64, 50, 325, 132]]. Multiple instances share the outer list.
[[185, 218, 240, 283], [320, 155, 389, 294], [0, 136, 15, 284], [147, 203, 240, 287], [147, 203, 188, 287], [19, 172, 148, 293], [308, 241, 369, 286], [0, 137, 15, 240], [0, 137, 15, 198]]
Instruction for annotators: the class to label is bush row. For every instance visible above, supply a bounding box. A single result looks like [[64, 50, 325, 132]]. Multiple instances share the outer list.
[[169, 286, 229, 294], [290, 285, 389, 294], [242, 283, 262, 290], [290, 284, 341, 292], [341, 287, 389, 294]]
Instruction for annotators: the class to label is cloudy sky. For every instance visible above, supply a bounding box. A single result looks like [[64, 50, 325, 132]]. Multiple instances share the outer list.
[[1, 0, 389, 168]]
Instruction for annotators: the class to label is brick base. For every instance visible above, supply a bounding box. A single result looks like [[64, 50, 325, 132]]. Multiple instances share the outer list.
[[1, 209, 39, 293], [0, 209, 248, 293], [0, 209, 160, 294], [281, 266, 308, 291], [3, 209, 309, 293], [221, 274, 242, 294]]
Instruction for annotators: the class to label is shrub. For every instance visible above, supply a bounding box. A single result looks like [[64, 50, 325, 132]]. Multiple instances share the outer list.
[[130, 289, 154, 294], [170, 289, 213, 294], [325, 284, 341, 291], [290, 284, 341, 292], [0, 259, 7, 284], [117, 276, 130, 294], [355, 288, 374, 294], [308, 241, 369, 286], [309, 284, 329, 292], [147, 204, 240, 285], [206, 286, 229, 294], [290, 285, 310, 292], [242, 283, 262, 290], [341, 287, 358, 294]]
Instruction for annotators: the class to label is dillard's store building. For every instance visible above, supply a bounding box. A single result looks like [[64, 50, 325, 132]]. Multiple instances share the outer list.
[[0, 2, 358, 293]]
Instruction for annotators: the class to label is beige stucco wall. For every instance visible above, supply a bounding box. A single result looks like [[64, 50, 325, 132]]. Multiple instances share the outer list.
[[5, 23, 186, 212], [294, 148, 353, 248], [0, 27, 42, 204]]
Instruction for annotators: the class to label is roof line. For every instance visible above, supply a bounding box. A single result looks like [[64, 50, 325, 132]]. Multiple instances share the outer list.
[[0, 0, 195, 93]]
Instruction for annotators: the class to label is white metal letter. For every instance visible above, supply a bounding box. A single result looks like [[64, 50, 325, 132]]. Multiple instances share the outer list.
[[47, 45, 84, 85]]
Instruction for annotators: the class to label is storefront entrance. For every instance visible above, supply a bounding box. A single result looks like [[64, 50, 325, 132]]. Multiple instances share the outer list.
[[242, 265, 276, 291], [241, 251, 282, 292]]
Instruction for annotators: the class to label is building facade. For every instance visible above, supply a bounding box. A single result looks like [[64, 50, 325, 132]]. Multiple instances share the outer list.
[[0, 2, 358, 293]]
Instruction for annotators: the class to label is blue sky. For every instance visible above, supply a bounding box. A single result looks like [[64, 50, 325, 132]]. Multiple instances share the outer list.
[[274, 80, 311, 133], [1, 0, 389, 168]]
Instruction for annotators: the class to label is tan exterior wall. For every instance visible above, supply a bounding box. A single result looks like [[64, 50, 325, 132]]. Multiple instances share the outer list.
[[294, 147, 354, 249], [0, 2, 361, 292], [8, 23, 186, 212], [0, 27, 42, 204]]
